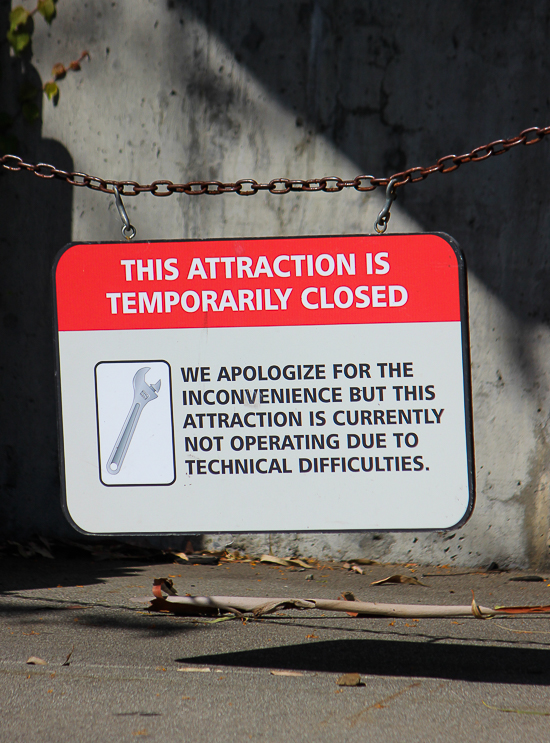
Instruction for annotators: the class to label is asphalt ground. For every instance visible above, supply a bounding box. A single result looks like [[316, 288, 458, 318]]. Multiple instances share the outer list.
[[3, 556, 550, 742]]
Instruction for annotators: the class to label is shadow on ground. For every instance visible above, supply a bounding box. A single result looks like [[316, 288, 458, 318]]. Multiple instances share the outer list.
[[178, 638, 550, 685], [0, 556, 159, 594]]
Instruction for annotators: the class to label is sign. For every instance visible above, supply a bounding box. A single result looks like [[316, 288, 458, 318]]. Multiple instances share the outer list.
[[54, 234, 474, 535]]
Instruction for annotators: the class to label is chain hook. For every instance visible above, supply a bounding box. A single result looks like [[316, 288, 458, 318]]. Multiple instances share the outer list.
[[374, 178, 398, 234], [113, 185, 136, 240]]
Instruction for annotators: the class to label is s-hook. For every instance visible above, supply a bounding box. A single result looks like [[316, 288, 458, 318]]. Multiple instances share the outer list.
[[113, 185, 137, 240], [374, 178, 398, 234]]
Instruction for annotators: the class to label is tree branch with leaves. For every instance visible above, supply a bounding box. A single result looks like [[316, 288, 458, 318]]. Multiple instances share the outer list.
[[1, 1, 89, 154]]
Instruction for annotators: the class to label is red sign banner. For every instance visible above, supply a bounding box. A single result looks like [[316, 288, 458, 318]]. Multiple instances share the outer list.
[[56, 234, 461, 331]]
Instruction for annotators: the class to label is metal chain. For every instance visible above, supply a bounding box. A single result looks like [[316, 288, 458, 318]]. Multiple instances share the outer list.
[[1, 125, 549, 198]]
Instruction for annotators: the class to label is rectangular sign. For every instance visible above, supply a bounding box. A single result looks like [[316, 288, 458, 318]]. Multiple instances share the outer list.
[[54, 234, 474, 535]]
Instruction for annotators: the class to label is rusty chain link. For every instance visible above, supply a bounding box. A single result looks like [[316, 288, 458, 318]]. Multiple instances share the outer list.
[[1, 125, 549, 198]]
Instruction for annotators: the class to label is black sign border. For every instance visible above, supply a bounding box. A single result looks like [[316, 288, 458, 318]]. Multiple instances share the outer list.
[[52, 232, 475, 537]]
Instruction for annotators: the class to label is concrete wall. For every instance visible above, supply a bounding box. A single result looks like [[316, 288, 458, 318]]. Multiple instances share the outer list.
[[2, 0, 550, 567]]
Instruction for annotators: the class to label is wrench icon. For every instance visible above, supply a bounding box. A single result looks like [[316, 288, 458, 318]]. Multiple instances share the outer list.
[[106, 367, 161, 475]]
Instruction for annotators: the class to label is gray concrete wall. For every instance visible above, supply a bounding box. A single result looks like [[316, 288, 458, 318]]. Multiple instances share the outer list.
[[2, 0, 550, 567]]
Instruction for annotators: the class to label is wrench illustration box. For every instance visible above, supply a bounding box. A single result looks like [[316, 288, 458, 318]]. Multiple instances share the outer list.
[[95, 361, 175, 486], [54, 235, 474, 535]]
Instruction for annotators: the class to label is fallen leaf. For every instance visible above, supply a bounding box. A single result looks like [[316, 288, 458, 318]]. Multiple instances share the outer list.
[[341, 591, 356, 601], [370, 574, 427, 586], [482, 701, 550, 716], [341, 591, 359, 617], [347, 558, 380, 565], [509, 576, 546, 582], [186, 555, 219, 565], [494, 605, 550, 614], [26, 657, 47, 665], [351, 565, 363, 575], [270, 670, 304, 677], [28, 541, 54, 559], [152, 578, 177, 598], [288, 559, 310, 569], [305, 633, 319, 639], [337, 673, 363, 687], [260, 554, 291, 567], [14, 543, 35, 558], [177, 667, 211, 673], [62, 646, 74, 666]]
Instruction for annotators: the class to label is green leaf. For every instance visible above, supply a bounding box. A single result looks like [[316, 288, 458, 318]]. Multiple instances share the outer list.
[[7, 29, 31, 54], [22, 101, 40, 123], [18, 81, 40, 103], [43, 81, 59, 101], [9, 6, 30, 32], [51, 62, 65, 80], [37, 0, 57, 24]]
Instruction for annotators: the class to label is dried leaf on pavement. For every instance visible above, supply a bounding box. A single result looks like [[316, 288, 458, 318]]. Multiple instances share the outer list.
[[341, 591, 359, 617], [62, 646, 74, 666], [26, 657, 47, 665], [370, 574, 426, 586], [337, 673, 363, 686], [260, 554, 291, 567], [152, 578, 177, 599], [494, 604, 550, 614], [341, 591, 357, 601], [288, 559, 310, 569], [342, 560, 368, 575], [28, 541, 54, 559], [172, 552, 189, 562], [271, 670, 304, 677], [347, 558, 379, 565]]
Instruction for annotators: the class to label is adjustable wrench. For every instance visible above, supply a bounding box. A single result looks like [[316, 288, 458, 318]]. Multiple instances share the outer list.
[[106, 367, 161, 475]]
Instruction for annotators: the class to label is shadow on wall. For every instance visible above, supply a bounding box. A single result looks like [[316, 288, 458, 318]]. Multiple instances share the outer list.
[[181, 0, 550, 332], [0, 2, 73, 539], [2, 0, 550, 543]]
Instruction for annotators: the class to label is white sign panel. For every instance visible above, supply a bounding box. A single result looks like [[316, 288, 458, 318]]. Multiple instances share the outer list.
[[54, 234, 474, 534]]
